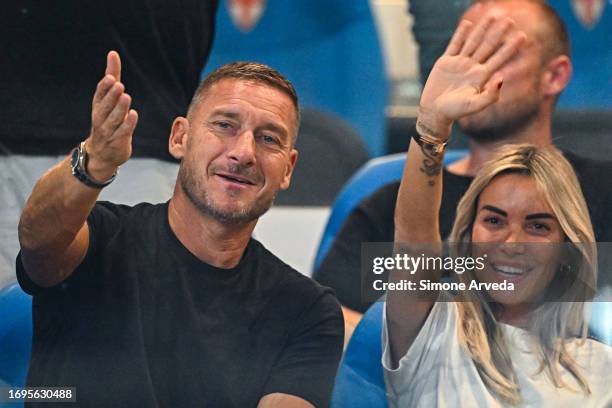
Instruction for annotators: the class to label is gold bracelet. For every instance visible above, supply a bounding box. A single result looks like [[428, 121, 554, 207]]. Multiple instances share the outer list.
[[414, 122, 448, 155]]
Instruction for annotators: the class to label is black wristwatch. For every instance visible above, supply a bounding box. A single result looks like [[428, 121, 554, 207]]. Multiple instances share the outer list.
[[70, 142, 117, 189]]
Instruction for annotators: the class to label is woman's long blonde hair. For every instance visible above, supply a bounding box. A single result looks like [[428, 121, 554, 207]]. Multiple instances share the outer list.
[[449, 144, 597, 405]]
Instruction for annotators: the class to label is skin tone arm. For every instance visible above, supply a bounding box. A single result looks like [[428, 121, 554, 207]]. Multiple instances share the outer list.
[[341, 306, 363, 348], [258, 393, 314, 408], [18, 51, 138, 287], [386, 12, 526, 367]]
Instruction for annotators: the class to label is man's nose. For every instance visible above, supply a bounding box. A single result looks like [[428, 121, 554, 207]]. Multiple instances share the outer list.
[[227, 130, 256, 166]]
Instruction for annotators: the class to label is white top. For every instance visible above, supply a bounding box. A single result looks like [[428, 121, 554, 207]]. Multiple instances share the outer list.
[[382, 301, 612, 407]]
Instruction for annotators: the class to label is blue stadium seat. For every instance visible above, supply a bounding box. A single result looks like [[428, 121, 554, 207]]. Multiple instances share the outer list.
[[313, 150, 468, 270], [0, 282, 32, 399], [331, 301, 386, 408]]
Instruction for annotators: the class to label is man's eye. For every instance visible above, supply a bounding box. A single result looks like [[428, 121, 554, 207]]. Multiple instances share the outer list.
[[211, 121, 234, 131], [215, 121, 231, 129], [260, 135, 280, 145]]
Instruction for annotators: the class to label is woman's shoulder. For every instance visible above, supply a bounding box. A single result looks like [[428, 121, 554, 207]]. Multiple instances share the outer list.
[[570, 337, 612, 365]]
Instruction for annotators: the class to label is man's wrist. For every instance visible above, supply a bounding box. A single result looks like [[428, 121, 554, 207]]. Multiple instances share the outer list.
[[82, 141, 119, 183], [86, 156, 119, 183], [70, 141, 118, 188]]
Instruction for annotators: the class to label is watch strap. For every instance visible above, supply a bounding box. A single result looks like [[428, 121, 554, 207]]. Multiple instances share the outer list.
[[71, 142, 117, 188]]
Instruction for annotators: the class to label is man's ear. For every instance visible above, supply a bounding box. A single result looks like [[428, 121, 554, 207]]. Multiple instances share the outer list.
[[541, 55, 572, 98], [168, 117, 190, 160], [280, 149, 298, 190]]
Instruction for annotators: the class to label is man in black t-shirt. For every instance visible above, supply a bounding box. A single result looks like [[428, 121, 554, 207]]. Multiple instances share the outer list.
[[314, 0, 612, 336], [17, 53, 343, 407]]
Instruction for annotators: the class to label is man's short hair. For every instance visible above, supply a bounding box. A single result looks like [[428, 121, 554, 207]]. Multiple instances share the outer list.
[[188, 62, 300, 139], [475, 0, 571, 62]]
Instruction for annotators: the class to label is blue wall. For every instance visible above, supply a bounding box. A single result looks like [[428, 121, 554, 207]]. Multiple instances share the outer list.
[[551, 1, 612, 108]]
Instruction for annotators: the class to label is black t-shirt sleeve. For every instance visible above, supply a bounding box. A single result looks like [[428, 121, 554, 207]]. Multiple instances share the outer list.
[[314, 183, 398, 313], [16, 201, 129, 296], [262, 291, 344, 407]]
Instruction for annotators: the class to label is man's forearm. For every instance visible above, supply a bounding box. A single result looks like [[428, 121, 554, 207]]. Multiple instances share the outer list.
[[18, 155, 103, 285]]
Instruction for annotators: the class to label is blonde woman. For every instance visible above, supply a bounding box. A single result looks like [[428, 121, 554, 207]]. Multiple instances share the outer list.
[[383, 8, 612, 408]]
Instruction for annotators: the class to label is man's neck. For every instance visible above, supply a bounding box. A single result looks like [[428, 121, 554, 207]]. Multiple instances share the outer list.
[[447, 119, 553, 177], [167, 194, 256, 269]]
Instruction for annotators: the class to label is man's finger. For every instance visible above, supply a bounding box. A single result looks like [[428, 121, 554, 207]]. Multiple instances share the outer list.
[[100, 94, 132, 137], [105, 51, 122, 82], [92, 75, 116, 107], [92, 82, 125, 128], [114, 110, 139, 140], [445, 19, 474, 56]]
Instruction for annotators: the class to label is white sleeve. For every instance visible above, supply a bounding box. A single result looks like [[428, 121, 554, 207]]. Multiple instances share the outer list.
[[381, 300, 458, 404]]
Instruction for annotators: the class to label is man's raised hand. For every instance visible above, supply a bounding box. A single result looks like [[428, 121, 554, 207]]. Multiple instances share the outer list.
[[86, 51, 138, 181], [417, 11, 526, 138]]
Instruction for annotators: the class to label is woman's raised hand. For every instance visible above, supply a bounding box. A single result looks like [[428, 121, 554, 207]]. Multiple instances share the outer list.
[[417, 12, 526, 139]]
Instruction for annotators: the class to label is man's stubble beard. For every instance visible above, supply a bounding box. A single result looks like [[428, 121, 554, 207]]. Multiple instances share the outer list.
[[458, 84, 542, 144], [178, 162, 275, 225]]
